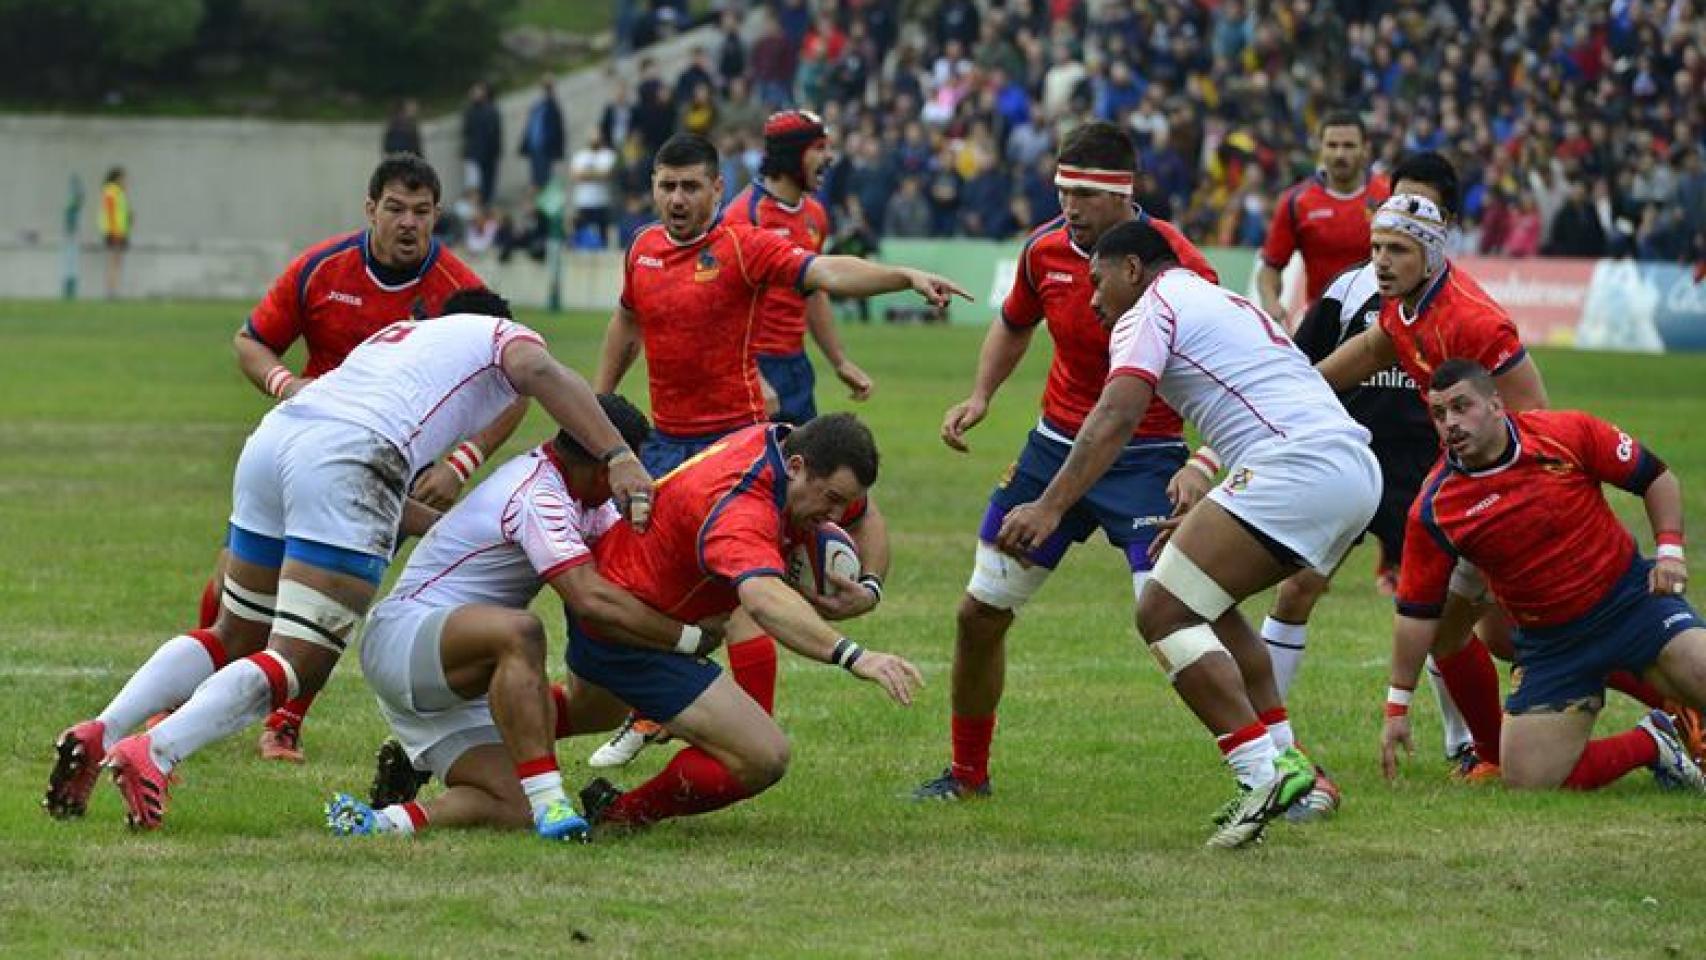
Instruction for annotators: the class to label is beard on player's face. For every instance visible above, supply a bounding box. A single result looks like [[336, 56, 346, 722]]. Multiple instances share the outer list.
[[368, 187, 437, 268]]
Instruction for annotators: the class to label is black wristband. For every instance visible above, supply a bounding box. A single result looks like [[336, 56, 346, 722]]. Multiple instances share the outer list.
[[830, 637, 864, 671], [858, 573, 884, 604], [600, 445, 634, 465]]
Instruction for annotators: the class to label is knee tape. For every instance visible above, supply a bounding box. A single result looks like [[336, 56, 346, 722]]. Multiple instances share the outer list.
[[221, 577, 277, 624], [1148, 622, 1227, 681], [1449, 560, 1490, 604], [1150, 547, 1236, 621], [966, 541, 1051, 611], [272, 580, 362, 652]]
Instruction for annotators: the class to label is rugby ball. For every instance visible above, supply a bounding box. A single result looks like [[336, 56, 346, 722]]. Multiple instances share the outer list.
[[785, 522, 861, 598]]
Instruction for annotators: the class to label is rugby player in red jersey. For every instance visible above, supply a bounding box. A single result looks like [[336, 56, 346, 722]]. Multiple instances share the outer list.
[[1315, 193, 1549, 778], [569, 414, 923, 831], [723, 109, 875, 424], [1381, 360, 1706, 793], [1256, 111, 1391, 327]]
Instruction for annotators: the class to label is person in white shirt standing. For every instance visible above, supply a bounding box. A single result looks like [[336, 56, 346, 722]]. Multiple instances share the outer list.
[[996, 220, 1382, 849], [92, 292, 652, 832], [570, 131, 619, 248], [325, 395, 721, 842]]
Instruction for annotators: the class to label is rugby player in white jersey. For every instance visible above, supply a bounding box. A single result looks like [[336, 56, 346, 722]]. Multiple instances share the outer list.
[[84, 291, 651, 831], [996, 220, 1382, 848], [324, 395, 717, 841]]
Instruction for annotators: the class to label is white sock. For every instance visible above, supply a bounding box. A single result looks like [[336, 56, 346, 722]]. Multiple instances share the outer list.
[[146, 657, 288, 773], [1426, 657, 1474, 757], [1223, 733, 1279, 790], [96, 634, 222, 752], [1265, 719, 1296, 752], [379, 805, 415, 835], [1261, 617, 1308, 700], [520, 768, 567, 817]]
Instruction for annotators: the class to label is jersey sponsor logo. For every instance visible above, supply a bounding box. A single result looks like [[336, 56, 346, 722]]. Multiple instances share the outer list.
[[1307, 209, 1336, 220], [1361, 368, 1418, 390], [771, 227, 792, 238], [1465, 493, 1501, 517], [636, 255, 665, 268], [694, 249, 721, 282], [1045, 271, 1075, 283], [1130, 514, 1170, 529], [326, 291, 364, 306]]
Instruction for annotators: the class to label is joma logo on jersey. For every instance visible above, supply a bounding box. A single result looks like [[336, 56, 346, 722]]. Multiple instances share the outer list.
[[326, 291, 364, 306], [1045, 271, 1074, 283], [1130, 515, 1170, 529], [694, 250, 721, 282], [1466, 493, 1501, 516], [635, 255, 664, 268], [1307, 209, 1336, 220]]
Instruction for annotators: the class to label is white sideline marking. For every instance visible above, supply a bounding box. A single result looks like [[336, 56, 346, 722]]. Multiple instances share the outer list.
[[0, 665, 128, 680]]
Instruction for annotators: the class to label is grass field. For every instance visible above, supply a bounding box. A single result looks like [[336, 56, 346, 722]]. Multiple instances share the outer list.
[[3, 300, 1705, 958]]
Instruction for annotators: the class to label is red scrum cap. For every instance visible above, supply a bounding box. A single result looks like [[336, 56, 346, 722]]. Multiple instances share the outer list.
[[760, 110, 829, 182]]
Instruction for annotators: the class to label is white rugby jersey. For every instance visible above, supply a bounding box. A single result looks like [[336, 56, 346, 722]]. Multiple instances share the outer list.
[[1107, 268, 1368, 468], [281, 313, 542, 475], [379, 445, 619, 611]]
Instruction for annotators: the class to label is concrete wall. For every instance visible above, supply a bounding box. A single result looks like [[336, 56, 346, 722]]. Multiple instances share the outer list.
[[0, 26, 715, 258]]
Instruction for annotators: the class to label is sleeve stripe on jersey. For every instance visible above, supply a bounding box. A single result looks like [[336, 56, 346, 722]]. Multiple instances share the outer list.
[[539, 553, 595, 583], [1396, 601, 1445, 619], [1107, 365, 1158, 387], [731, 567, 785, 586], [793, 254, 818, 296], [1491, 346, 1527, 376], [1624, 448, 1666, 494], [999, 304, 1039, 330]]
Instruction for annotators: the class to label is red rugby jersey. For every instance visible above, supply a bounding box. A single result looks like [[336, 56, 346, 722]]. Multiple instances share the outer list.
[[1377, 262, 1526, 397], [246, 231, 483, 377], [1001, 211, 1214, 439], [1397, 411, 1667, 629], [722, 183, 832, 357], [1261, 173, 1390, 305], [620, 220, 816, 437], [593, 424, 790, 623]]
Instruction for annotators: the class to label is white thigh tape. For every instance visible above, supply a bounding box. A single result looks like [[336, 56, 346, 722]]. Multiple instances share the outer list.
[[966, 541, 1052, 611], [1150, 547, 1236, 621], [272, 580, 361, 652], [222, 577, 277, 624]]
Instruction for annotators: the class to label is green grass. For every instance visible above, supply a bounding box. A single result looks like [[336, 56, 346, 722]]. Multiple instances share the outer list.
[[3, 300, 1706, 958]]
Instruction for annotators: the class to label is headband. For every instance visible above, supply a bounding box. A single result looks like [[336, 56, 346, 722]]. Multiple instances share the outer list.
[[1054, 163, 1134, 196]]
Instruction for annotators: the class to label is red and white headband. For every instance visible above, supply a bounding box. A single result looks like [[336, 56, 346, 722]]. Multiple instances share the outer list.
[[1054, 163, 1134, 197]]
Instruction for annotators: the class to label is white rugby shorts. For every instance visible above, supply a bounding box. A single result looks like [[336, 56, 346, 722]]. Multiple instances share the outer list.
[[359, 600, 502, 781], [229, 412, 409, 560], [1207, 430, 1382, 574]]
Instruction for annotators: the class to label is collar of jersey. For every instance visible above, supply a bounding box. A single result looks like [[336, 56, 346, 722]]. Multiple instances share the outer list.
[[1312, 170, 1370, 201], [361, 229, 438, 291], [1397, 264, 1451, 326], [664, 209, 724, 248], [1447, 418, 1521, 477], [755, 182, 805, 214]]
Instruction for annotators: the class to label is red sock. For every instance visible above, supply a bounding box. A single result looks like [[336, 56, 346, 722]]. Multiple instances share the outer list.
[[727, 635, 778, 714], [196, 576, 220, 630], [189, 628, 229, 669], [267, 691, 317, 731], [1435, 636, 1504, 765], [605, 746, 753, 825], [1562, 727, 1659, 790], [1606, 670, 1666, 709], [950, 714, 997, 786], [550, 683, 572, 740], [401, 800, 430, 831]]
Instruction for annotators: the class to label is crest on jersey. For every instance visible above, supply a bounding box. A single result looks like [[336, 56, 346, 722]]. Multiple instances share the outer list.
[[694, 249, 721, 282], [996, 461, 1017, 490], [1226, 468, 1254, 493]]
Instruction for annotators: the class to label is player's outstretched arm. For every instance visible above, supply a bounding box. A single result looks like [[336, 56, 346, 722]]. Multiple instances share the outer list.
[[941, 322, 1035, 452], [233, 327, 309, 400], [501, 340, 654, 530], [736, 575, 922, 705], [1642, 468, 1689, 596], [805, 291, 874, 401], [1382, 613, 1439, 780], [996, 374, 1151, 557], [1316, 325, 1397, 392], [803, 256, 972, 307], [594, 305, 643, 394], [548, 566, 722, 656]]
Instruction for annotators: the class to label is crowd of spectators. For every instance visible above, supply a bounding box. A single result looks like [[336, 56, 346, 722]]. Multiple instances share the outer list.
[[456, 1, 1706, 265]]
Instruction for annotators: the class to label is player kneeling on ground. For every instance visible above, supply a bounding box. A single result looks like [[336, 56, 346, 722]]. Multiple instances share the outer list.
[[325, 395, 715, 841], [1382, 360, 1706, 792], [573, 413, 923, 832], [996, 221, 1383, 848]]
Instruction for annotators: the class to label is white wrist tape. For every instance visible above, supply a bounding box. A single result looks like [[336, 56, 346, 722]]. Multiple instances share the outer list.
[[676, 624, 704, 655], [1657, 544, 1686, 562], [263, 365, 295, 399]]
